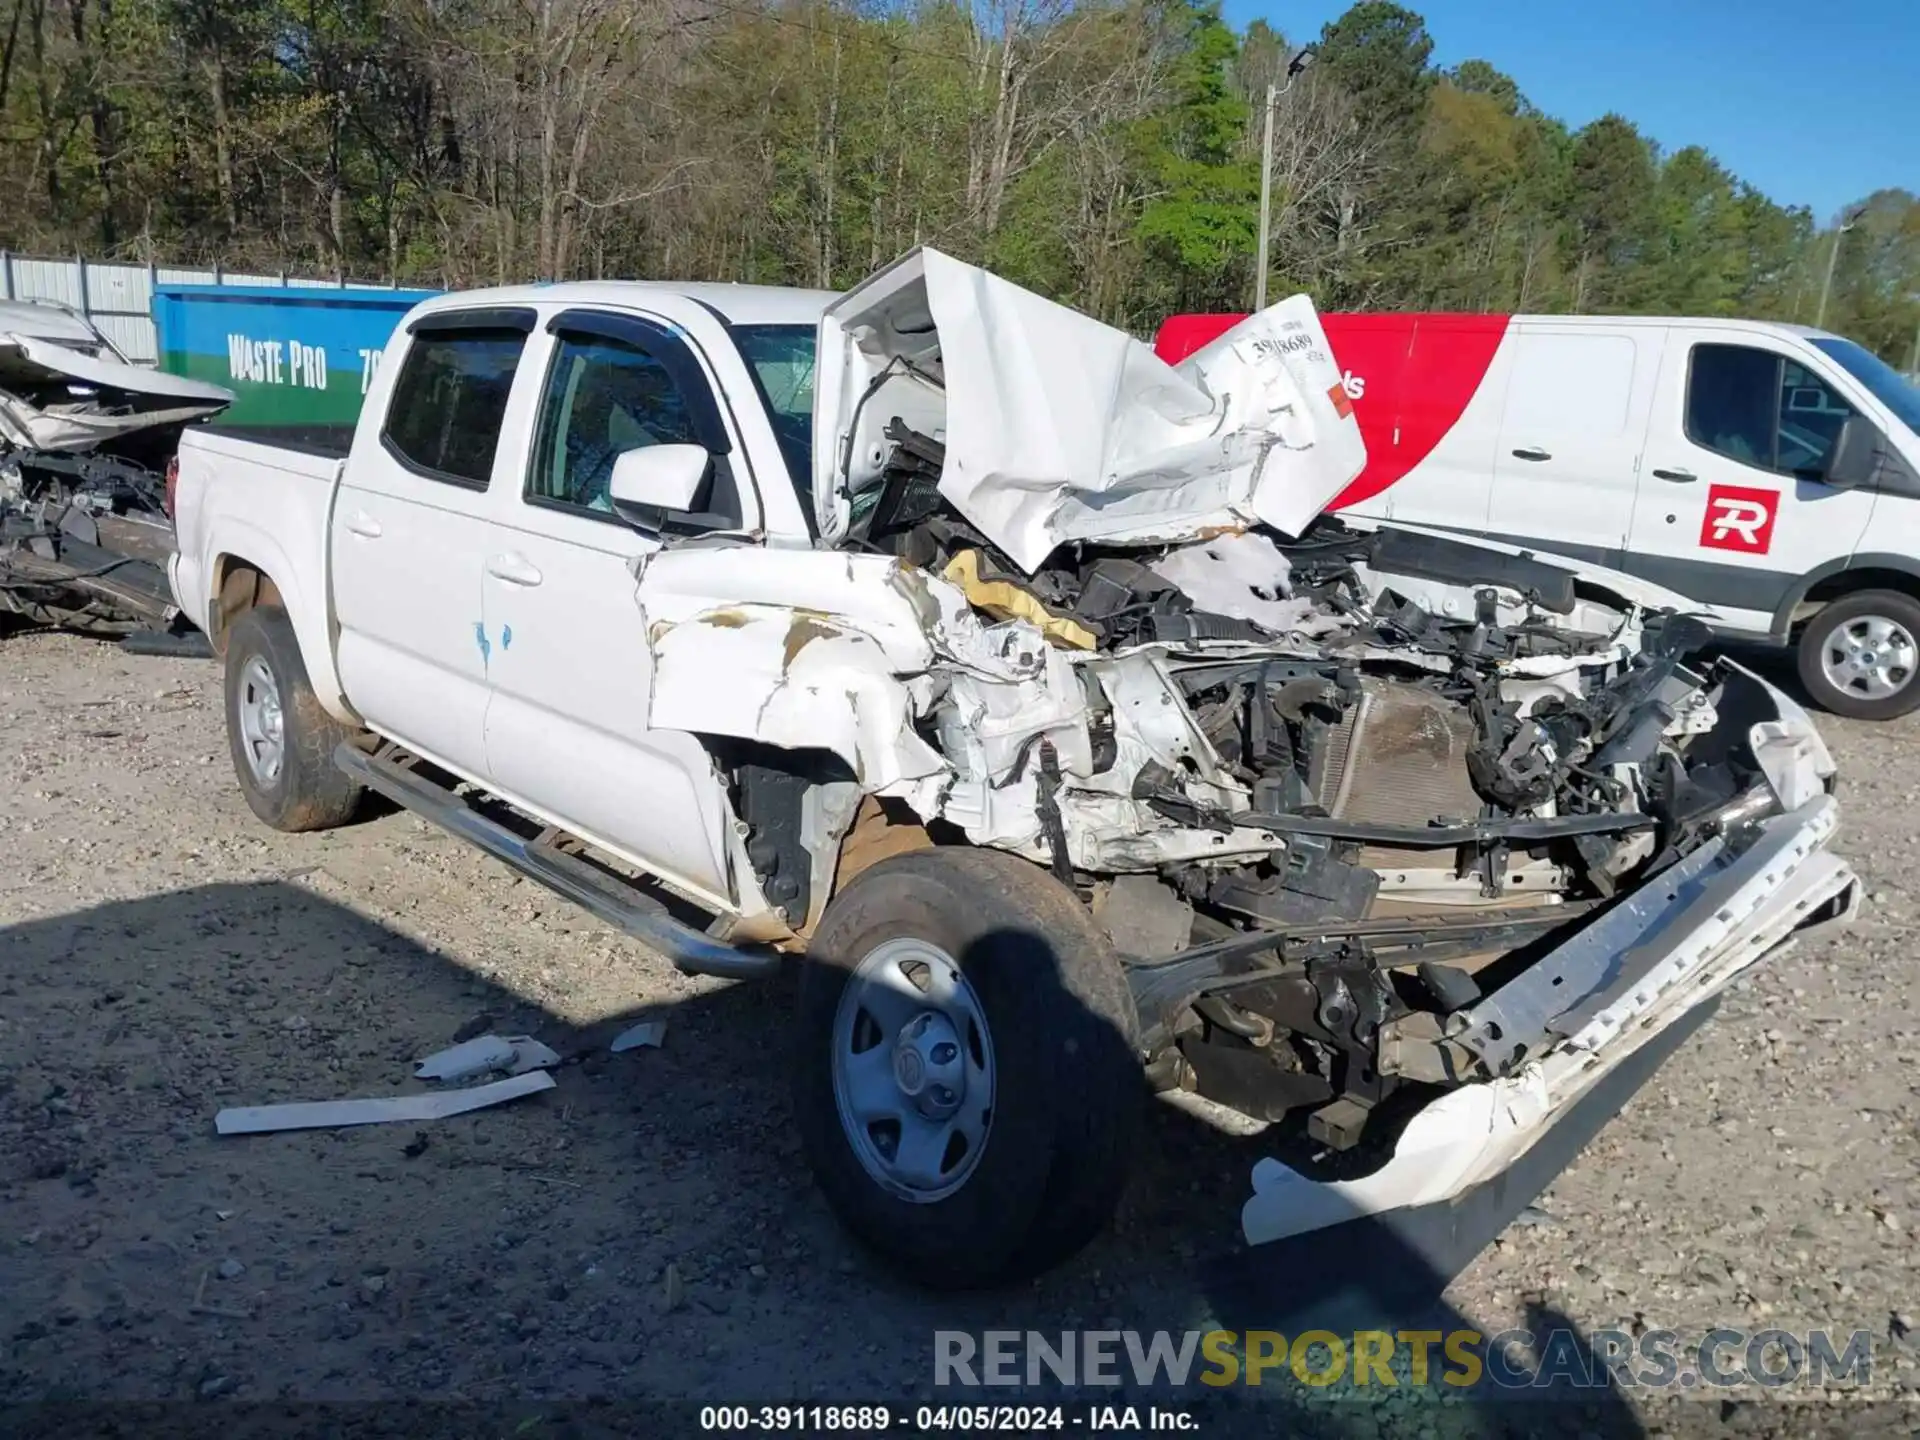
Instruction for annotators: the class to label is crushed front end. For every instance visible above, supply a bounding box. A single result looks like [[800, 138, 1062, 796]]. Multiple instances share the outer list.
[[645, 247, 1858, 1245], [880, 516, 1860, 1229]]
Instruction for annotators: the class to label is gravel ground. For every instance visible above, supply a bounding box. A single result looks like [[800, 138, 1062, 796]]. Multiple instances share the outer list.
[[1, 627, 1915, 1431]]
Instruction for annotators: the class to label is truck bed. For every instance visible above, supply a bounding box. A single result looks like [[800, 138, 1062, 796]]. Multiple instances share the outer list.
[[168, 425, 347, 700], [199, 422, 357, 461], [179, 426, 349, 483]]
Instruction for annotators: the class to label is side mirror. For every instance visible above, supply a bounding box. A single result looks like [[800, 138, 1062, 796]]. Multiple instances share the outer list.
[[608, 443, 709, 525], [1823, 415, 1881, 490]]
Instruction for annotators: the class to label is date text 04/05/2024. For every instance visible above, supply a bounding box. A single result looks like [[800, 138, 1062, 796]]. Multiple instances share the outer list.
[[698, 1405, 1199, 1432]]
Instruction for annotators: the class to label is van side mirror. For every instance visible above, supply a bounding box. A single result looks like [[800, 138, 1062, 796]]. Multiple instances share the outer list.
[[609, 444, 710, 527], [1822, 416, 1881, 490]]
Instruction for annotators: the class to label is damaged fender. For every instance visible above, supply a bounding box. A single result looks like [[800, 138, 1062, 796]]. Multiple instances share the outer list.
[[647, 601, 949, 795], [639, 546, 1051, 806]]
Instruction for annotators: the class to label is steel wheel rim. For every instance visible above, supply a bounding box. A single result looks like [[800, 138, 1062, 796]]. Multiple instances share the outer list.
[[237, 656, 287, 786], [831, 937, 995, 1203], [1820, 614, 1917, 701]]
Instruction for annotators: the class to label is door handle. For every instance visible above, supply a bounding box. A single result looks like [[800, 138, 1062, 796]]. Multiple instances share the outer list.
[[486, 553, 543, 587], [343, 510, 382, 539], [1510, 446, 1551, 462], [1651, 467, 1698, 483]]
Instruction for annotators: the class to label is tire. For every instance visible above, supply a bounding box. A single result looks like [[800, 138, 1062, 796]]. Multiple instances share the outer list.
[[794, 848, 1140, 1288], [223, 605, 363, 831], [1796, 589, 1920, 721]]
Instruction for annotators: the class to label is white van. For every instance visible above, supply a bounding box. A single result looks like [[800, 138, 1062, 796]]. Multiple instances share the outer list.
[[1156, 312, 1920, 719]]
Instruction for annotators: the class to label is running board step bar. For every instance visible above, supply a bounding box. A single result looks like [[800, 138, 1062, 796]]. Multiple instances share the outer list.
[[335, 743, 779, 982]]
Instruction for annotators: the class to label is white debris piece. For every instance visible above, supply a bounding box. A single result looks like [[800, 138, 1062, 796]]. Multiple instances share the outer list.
[[610, 1020, 667, 1053], [414, 1034, 561, 1082], [1149, 531, 1328, 635], [214, 1071, 557, 1135]]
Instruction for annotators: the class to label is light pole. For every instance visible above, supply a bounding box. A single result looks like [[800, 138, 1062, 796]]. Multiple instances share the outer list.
[[1254, 46, 1315, 314], [1815, 205, 1865, 331]]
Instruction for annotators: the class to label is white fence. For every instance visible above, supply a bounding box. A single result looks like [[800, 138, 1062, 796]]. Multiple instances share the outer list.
[[0, 252, 406, 366]]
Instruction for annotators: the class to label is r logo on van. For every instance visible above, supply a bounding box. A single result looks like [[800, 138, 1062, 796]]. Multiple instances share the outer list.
[[1699, 484, 1779, 556]]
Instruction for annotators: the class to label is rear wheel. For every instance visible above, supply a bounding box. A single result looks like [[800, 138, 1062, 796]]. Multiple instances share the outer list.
[[223, 605, 363, 830], [1797, 589, 1920, 720], [794, 848, 1140, 1288]]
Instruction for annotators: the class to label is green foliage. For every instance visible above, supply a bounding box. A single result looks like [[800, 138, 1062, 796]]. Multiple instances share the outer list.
[[1135, 0, 1256, 304], [1318, 1, 1433, 135], [0, 0, 1910, 364]]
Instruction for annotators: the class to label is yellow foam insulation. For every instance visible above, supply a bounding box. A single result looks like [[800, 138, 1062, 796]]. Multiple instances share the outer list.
[[941, 549, 1097, 651]]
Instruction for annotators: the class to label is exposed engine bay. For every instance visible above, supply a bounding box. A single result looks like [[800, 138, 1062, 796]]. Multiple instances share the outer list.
[[847, 449, 1809, 1151], [638, 249, 1851, 1172], [0, 301, 231, 629]]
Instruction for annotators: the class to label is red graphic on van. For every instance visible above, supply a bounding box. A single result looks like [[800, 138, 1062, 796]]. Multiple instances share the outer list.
[[1155, 313, 1512, 514], [1699, 484, 1779, 555]]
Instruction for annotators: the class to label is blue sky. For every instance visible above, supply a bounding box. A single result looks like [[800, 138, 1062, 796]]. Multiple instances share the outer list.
[[1222, 0, 1916, 222]]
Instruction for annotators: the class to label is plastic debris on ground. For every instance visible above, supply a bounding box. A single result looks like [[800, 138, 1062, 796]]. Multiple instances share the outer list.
[[610, 1020, 667, 1053], [213, 1070, 557, 1135], [414, 1033, 561, 1081]]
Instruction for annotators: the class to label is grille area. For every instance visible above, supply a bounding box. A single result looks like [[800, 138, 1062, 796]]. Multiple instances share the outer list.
[[1315, 678, 1484, 871]]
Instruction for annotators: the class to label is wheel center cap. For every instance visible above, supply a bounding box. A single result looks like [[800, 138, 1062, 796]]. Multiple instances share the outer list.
[[892, 1011, 964, 1117]]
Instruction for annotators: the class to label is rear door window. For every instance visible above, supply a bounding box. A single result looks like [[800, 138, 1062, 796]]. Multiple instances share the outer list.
[[382, 328, 524, 487]]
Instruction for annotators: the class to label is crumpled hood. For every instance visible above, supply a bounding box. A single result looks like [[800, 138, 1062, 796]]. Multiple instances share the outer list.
[[0, 331, 233, 453], [813, 247, 1366, 575]]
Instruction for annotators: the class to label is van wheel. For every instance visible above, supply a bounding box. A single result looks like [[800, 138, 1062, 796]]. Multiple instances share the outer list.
[[224, 606, 364, 831], [1797, 590, 1920, 721], [794, 849, 1140, 1289]]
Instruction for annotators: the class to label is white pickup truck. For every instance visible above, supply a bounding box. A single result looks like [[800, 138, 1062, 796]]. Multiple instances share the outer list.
[[171, 248, 1859, 1288]]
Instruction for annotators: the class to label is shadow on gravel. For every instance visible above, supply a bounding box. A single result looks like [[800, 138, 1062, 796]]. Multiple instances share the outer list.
[[0, 879, 1654, 1435]]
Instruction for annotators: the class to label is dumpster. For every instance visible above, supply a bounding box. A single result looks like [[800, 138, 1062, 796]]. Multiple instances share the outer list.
[[152, 284, 441, 451]]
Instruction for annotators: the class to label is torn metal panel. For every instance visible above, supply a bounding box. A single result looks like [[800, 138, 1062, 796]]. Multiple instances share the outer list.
[[1242, 804, 1856, 1246], [0, 301, 231, 631], [799, 779, 864, 932], [936, 633, 1091, 787], [646, 602, 948, 794], [637, 544, 1037, 684], [0, 327, 232, 453], [214, 1070, 557, 1134], [815, 247, 1365, 573], [1096, 653, 1235, 796]]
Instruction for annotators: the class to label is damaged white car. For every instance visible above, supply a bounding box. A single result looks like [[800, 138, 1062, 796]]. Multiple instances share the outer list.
[[167, 249, 1858, 1288], [1, 298, 231, 629]]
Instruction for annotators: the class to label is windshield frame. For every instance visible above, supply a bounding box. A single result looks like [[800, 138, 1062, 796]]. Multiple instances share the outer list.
[[728, 322, 817, 527], [1811, 336, 1920, 436]]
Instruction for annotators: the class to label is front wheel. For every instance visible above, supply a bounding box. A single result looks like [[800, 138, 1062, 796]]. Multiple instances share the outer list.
[[1796, 589, 1920, 721], [793, 849, 1140, 1288]]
